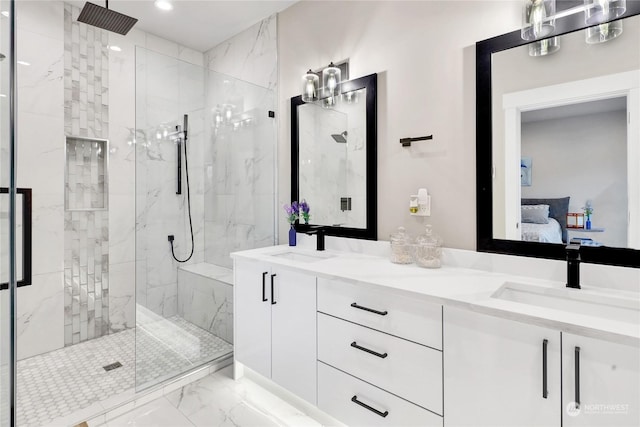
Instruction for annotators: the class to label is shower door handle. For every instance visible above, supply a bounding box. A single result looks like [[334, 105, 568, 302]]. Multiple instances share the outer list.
[[0, 187, 32, 290]]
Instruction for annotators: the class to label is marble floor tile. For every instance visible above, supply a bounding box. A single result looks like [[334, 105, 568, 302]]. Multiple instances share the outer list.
[[105, 397, 195, 426]]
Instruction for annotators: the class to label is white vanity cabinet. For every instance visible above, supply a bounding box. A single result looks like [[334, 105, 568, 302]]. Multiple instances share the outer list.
[[562, 333, 640, 427], [234, 259, 317, 404], [317, 277, 444, 426], [444, 306, 561, 427], [444, 307, 640, 427]]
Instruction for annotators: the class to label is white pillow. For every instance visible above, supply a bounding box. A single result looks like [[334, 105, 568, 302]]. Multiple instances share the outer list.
[[522, 204, 550, 224]]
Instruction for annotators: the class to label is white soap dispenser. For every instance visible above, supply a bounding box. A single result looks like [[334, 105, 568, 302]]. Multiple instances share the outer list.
[[410, 188, 431, 216]]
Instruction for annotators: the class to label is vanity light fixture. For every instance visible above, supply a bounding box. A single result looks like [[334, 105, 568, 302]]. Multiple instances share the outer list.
[[322, 62, 341, 98], [300, 61, 348, 104], [585, 0, 626, 25], [529, 36, 560, 56], [521, 0, 556, 41], [585, 0, 626, 43], [586, 19, 624, 43], [301, 70, 319, 102]]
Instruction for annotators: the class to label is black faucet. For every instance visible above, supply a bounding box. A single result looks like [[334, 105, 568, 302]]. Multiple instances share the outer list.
[[303, 225, 325, 251], [566, 243, 581, 289]]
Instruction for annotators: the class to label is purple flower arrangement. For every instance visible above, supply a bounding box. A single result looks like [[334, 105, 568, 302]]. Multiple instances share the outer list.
[[283, 200, 311, 224], [284, 201, 299, 224], [299, 200, 311, 224]]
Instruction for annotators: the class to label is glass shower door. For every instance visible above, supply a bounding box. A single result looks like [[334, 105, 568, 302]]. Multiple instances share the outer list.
[[0, 0, 16, 426]]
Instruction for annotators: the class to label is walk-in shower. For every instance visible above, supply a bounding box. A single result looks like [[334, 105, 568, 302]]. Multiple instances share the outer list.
[[0, 2, 277, 424]]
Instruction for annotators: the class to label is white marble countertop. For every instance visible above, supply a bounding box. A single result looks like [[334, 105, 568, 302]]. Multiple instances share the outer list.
[[232, 245, 640, 346]]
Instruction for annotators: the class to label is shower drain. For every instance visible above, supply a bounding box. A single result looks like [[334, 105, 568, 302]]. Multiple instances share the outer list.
[[102, 361, 123, 372]]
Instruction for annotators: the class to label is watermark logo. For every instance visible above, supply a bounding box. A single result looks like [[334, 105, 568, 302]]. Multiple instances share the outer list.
[[566, 402, 629, 416], [566, 402, 581, 417]]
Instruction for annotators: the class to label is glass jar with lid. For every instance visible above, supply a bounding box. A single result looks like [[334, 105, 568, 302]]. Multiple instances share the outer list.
[[414, 224, 443, 268], [389, 226, 413, 264]]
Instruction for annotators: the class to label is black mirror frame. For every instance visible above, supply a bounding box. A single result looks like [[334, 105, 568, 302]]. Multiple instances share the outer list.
[[476, 1, 640, 269], [291, 73, 377, 240]]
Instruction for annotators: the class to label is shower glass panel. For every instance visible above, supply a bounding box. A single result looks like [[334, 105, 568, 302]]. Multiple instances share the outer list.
[[135, 47, 275, 390], [0, 0, 14, 425]]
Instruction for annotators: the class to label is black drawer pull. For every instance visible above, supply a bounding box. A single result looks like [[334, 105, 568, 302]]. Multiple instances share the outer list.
[[350, 302, 388, 316], [351, 341, 388, 359], [575, 346, 581, 408], [261, 272, 268, 302], [542, 339, 548, 399], [351, 395, 389, 418]]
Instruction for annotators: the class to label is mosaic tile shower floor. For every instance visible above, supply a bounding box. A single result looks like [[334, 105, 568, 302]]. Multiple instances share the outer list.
[[16, 316, 232, 427]]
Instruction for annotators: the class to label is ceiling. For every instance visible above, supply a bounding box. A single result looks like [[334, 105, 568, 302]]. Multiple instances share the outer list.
[[66, 0, 296, 52]]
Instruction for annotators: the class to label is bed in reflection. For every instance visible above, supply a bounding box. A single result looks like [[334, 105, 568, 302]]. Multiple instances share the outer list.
[[520, 197, 569, 244]]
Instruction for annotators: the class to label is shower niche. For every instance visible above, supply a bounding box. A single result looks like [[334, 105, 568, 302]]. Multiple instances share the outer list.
[[65, 136, 108, 211], [64, 136, 110, 345]]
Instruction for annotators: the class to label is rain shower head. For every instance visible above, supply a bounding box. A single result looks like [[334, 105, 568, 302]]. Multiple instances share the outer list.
[[77, 1, 138, 35], [331, 131, 348, 143]]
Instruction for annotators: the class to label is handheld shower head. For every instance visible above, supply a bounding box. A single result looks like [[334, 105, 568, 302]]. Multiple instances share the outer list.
[[331, 131, 348, 143]]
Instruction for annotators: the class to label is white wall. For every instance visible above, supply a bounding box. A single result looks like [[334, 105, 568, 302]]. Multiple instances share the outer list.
[[278, 1, 522, 247], [521, 110, 628, 247]]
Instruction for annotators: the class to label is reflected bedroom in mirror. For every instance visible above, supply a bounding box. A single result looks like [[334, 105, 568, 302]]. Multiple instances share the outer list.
[[291, 71, 377, 240], [477, 1, 640, 267]]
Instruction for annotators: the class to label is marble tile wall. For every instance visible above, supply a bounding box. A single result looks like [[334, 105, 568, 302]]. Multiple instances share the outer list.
[[204, 14, 278, 90], [177, 267, 233, 344], [14, 0, 65, 360], [203, 16, 278, 268], [63, 4, 111, 346]]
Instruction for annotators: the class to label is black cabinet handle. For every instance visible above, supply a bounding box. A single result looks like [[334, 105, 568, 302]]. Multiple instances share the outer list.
[[575, 346, 581, 407], [542, 339, 548, 399], [350, 302, 388, 316], [351, 395, 389, 418], [261, 272, 268, 302], [270, 273, 277, 305], [351, 341, 388, 359]]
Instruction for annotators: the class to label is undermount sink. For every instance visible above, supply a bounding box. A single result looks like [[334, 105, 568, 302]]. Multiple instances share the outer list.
[[270, 250, 335, 263], [491, 281, 640, 324]]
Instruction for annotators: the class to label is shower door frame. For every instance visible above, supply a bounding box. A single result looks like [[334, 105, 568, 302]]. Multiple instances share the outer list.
[[1, 0, 18, 425]]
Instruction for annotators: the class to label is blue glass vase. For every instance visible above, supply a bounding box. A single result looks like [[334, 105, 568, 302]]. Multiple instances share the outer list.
[[586, 219, 592, 230], [289, 225, 297, 246]]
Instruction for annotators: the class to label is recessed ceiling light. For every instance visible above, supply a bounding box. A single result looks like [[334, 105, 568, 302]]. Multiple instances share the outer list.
[[108, 45, 122, 52], [1, 11, 9, 18], [154, 0, 173, 11], [17, 60, 30, 66]]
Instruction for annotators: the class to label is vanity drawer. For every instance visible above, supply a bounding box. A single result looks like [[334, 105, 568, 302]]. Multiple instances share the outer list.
[[317, 312, 443, 413], [317, 277, 442, 349], [318, 362, 443, 427]]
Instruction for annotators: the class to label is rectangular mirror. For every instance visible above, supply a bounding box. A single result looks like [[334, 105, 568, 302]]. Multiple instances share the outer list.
[[477, 2, 640, 267], [291, 73, 377, 240]]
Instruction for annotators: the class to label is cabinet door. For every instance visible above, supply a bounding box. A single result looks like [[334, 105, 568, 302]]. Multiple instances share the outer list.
[[271, 268, 317, 404], [444, 307, 561, 427], [234, 259, 272, 379], [562, 333, 640, 427]]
